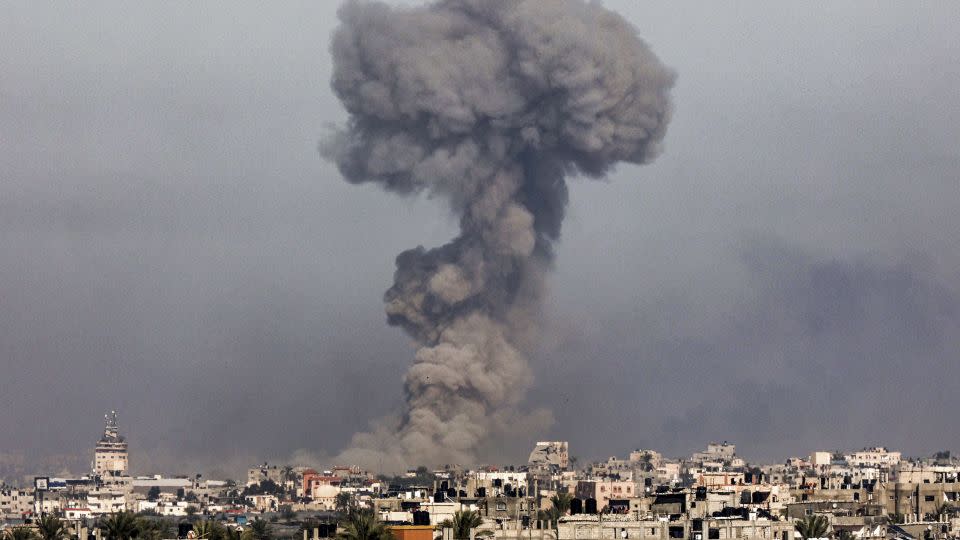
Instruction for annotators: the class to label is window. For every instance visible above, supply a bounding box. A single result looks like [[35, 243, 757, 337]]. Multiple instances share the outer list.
[[925, 496, 935, 502], [708, 529, 720, 539], [496, 502, 507, 511]]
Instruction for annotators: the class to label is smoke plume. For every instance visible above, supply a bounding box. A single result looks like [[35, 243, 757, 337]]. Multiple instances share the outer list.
[[323, 0, 674, 470]]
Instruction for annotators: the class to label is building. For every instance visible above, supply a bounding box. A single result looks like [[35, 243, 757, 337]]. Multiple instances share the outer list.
[[558, 514, 794, 540], [810, 452, 833, 469], [94, 411, 128, 478], [574, 480, 637, 512], [0, 488, 33, 518], [844, 448, 901, 469], [530, 442, 570, 470], [247, 463, 285, 487], [692, 443, 737, 465]]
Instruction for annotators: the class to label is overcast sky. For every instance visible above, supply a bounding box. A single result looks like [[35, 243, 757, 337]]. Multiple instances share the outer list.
[[2, 2, 959, 479]]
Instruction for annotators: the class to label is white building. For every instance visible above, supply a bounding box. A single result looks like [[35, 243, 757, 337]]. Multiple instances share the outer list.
[[844, 448, 901, 468], [88, 487, 127, 515], [94, 411, 129, 478]]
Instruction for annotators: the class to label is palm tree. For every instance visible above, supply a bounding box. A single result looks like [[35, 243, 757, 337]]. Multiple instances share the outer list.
[[193, 520, 225, 540], [136, 519, 172, 540], [795, 515, 829, 540], [933, 502, 955, 518], [281, 466, 295, 494], [7, 528, 38, 540], [246, 519, 272, 540], [101, 511, 140, 540], [550, 493, 572, 516], [337, 509, 393, 540], [224, 526, 244, 540], [335, 492, 355, 516], [439, 510, 482, 540], [36, 515, 66, 540]]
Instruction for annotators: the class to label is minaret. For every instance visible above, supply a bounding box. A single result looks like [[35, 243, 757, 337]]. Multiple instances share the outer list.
[[93, 411, 128, 478]]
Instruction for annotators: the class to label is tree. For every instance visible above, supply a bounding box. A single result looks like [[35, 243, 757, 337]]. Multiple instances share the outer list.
[[795, 515, 829, 540], [281, 466, 296, 494], [246, 519, 272, 540], [147, 487, 162, 501], [101, 512, 140, 540], [193, 520, 225, 540], [37, 515, 66, 540], [933, 503, 956, 518], [185, 506, 198, 517], [335, 492, 355, 516], [223, 527, 243, 540], [280, 505, 297, 521], [439, 510, 483, 540], [550, 493, 572, 516], [337, 509, 393, 540], [243, 480, 283, 497], [6, 528, 38, 540], [834, 530, 853, 540], [136, 518, 172, 540]]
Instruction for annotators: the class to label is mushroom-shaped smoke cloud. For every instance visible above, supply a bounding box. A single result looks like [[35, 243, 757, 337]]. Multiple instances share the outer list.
[[323, 0, 674, 471]]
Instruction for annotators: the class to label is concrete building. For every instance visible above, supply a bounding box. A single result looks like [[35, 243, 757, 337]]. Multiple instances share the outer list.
[[530, 442, 570, 470], [844, 448, 901, 469], [810, 452, 833, 469], [558, 514, 793, 540], [247, 463, 285, 487], [692, 443, 737, 465], [0, 488, 33, 518], [93, 411, 128, 478], [575, 480, 637, 512]]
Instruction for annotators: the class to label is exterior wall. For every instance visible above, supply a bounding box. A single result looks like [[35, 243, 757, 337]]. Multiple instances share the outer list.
[[576, 481, 636, 512], [695, 474, 745, 488], [882, 483, 960, 520], [309, 483, 341, 510], [530, 442, 570, 470], [810, 453, 832, 469], [94, 442, 129, 476], [0, 488, 34, 517], [247, 465, 284, 487], [558, 516, 792, 540], [844, 449, 901, 469], [246, 494, 279, 512], [87, 488, 127, 515], [390, 525, 434, 540]]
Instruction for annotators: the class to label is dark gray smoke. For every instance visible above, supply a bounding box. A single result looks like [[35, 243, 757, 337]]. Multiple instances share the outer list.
[[323, 0, 674, 470]]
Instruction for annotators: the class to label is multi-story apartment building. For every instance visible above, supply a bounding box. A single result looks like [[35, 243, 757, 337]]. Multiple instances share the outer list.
[[558, 514, 794, 540], [0, 487, 33, 517], [94, 411, 128, 478], [844, 448, 901, 469]]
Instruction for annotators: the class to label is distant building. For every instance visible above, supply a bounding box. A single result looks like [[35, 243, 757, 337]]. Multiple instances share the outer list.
[[247, 463, 284, 487], [691, 442, 737, 464], [810, 452, 833, 469], [94, 411, 128, 478], [574, 479, 636, 512], [844, 447, 901, 468], [529, 441, 569, 470]]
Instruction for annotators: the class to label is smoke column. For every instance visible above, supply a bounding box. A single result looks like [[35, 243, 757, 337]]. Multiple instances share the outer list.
[[323, 0, 674, 470]]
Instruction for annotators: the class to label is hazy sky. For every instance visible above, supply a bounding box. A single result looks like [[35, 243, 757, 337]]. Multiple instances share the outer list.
[[2, 2, 959, 479]]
